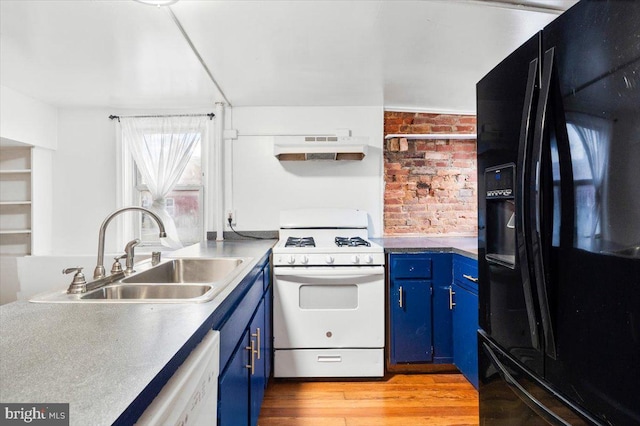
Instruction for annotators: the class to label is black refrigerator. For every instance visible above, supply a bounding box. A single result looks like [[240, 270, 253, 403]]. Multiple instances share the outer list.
[[476, 0, 640, 424]]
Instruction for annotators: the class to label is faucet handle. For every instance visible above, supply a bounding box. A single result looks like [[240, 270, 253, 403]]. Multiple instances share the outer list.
[[63, 267, 87, 294], [111, 254, 126, 274], [124, 238, 141, 274], [63, 266, 83, 276]]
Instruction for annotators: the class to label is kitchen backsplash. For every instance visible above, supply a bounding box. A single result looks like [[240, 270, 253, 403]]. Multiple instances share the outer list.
[[384, 111, 477, 236]]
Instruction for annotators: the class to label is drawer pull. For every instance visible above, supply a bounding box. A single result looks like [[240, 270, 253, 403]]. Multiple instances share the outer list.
[[318, 355, 342, 363], [246, 340, 256, 375], [252, 327, 261, 360], [449, 286, 456, 310], [463, 274, 478, 283], [399, 286, 403, 308]]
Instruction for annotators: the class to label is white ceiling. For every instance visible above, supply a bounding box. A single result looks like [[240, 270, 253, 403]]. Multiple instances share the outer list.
[[0, 0, 579, 112]]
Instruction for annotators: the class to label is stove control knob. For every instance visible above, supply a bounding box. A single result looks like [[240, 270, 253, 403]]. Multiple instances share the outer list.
[[364, 255, 374, 264], [300, 255, 309, 265], [351, 255, 360, 264], [325, 255, 335, 264], [287, 255, 296, 265]]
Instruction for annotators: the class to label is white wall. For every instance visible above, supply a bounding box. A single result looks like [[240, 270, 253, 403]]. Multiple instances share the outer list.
[[53, 108, 118, 254], [50, 105, 385, 258], [225, 106, 384, 237], [0, 85, 58, 150]]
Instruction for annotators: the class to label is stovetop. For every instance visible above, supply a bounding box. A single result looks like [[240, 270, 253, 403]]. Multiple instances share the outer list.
[[273, 208, 384, 266], [273, 232, 384, 266]]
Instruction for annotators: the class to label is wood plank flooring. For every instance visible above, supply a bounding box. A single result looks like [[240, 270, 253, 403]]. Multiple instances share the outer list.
[[258, 373, 479, 426]]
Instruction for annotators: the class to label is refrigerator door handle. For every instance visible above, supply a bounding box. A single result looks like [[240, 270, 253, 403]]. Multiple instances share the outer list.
[[482, 341, 572, 426], [516, 57, 542, 351], [531, 47, 558, 359]]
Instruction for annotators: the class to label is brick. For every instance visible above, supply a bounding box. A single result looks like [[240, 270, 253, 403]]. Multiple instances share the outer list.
[[425, 152, 449, 160], [454, 125, 476, 133], [399, 138, 409, 151], [386, 162, 402, 170], [431, 125, 454, 133], [415, 141, 436, 151]]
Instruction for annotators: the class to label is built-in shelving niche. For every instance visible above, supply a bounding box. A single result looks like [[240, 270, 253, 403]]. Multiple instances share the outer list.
[[0, 147, 32, 256]]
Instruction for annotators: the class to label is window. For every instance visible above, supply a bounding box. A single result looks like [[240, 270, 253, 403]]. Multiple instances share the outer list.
[[118, 116, 209, 251], [136, 137, 203, 247]]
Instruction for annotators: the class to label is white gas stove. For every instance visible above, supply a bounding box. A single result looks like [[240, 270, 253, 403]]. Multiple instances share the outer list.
[[272, 209, 385, 378]]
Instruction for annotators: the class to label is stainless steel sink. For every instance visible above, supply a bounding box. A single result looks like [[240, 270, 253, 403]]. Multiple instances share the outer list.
[[80, 284, 217, 301], [30, 256, 251, 304], [122, 258, 245, 284]]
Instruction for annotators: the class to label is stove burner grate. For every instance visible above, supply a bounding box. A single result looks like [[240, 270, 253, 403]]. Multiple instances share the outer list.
[[335, 236, 371, 247], [285, 237, 316, 247]]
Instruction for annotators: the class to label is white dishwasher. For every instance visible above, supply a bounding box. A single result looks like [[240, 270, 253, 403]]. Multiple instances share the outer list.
[[136, 330, 220, 426]]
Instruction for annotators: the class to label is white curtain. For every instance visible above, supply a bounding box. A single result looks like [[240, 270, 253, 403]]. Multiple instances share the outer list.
[[120, 115, 207, 248]]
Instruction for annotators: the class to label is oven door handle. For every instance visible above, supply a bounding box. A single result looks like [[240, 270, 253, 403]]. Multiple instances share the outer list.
[[273, 266, 385, 278]]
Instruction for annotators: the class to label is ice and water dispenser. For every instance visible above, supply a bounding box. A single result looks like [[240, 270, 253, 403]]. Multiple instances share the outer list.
[[485, 164, 516, 268]]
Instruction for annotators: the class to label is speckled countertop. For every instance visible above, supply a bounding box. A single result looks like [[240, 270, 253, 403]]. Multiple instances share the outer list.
[[371, 235, 478, 259], [0, 239, 275, 426]]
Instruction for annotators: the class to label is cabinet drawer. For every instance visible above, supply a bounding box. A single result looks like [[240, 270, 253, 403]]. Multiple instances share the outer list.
[[453, 254, 478, 292], [390, 254, 432, 279], [274, 348, 383, 378]]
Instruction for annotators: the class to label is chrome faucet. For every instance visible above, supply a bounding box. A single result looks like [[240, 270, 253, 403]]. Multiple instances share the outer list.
[[94, 207, 167, 279]]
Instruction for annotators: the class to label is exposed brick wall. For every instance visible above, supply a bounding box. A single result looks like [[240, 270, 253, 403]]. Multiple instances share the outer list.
[[384, 112, 478, 236]]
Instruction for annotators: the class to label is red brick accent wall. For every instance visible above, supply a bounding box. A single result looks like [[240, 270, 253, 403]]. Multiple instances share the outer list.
[[384, 112, 478, 236]]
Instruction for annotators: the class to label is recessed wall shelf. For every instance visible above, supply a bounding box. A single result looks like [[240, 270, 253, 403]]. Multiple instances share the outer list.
[[384, 134, 476, 140], [0, 146, 32, 257]]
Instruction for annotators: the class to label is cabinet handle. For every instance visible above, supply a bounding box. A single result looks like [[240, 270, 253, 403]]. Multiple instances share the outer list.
[[399, 286, 403, 308], [463, 274, 478, 283], [252, 328, 261, 360], [449, 286, 456, 310], [245, 340, 255, 375]]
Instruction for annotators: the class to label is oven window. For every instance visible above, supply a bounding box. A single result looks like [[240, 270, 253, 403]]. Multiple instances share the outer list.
[[299, 285, 358, 309]]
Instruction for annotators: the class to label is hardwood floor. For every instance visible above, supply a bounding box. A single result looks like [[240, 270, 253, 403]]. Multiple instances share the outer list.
[[258, 373, 479, 426]]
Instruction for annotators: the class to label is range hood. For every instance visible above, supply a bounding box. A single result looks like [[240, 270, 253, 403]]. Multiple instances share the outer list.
[[274, 136, 368, 161]]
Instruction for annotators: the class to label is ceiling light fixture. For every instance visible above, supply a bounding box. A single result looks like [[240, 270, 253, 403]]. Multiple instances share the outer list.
[[133, 0, 179, 7]]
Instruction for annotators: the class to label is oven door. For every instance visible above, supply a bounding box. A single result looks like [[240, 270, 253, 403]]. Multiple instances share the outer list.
[[273, 266, 385, 349]]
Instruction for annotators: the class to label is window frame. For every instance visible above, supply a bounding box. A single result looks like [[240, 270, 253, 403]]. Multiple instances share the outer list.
[[116, 119, 211, 253]]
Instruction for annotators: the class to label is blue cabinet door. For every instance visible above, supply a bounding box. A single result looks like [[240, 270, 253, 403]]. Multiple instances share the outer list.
[[219, 330, 250, 426], [390, 279, 433, 363], [431, 254, 453, 363], [249, 298, 266, 426], [452, 283, 479, 389]]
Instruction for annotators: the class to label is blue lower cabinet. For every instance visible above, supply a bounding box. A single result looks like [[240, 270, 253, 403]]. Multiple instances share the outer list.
[[388, 252, 478, 386], [217, 259, 273, 426], [452, 283, 479, 388], [452, 254, 479, 389], [219, 330, 250, 425], [390, 279, 433, 363], [389, 252, 452, 365]]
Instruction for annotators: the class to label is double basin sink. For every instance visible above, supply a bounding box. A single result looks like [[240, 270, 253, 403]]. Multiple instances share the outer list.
[[32, 257, 250, 304]]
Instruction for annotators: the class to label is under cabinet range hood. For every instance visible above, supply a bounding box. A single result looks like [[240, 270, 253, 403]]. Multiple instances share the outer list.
[[274, 136, 369, 161]]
